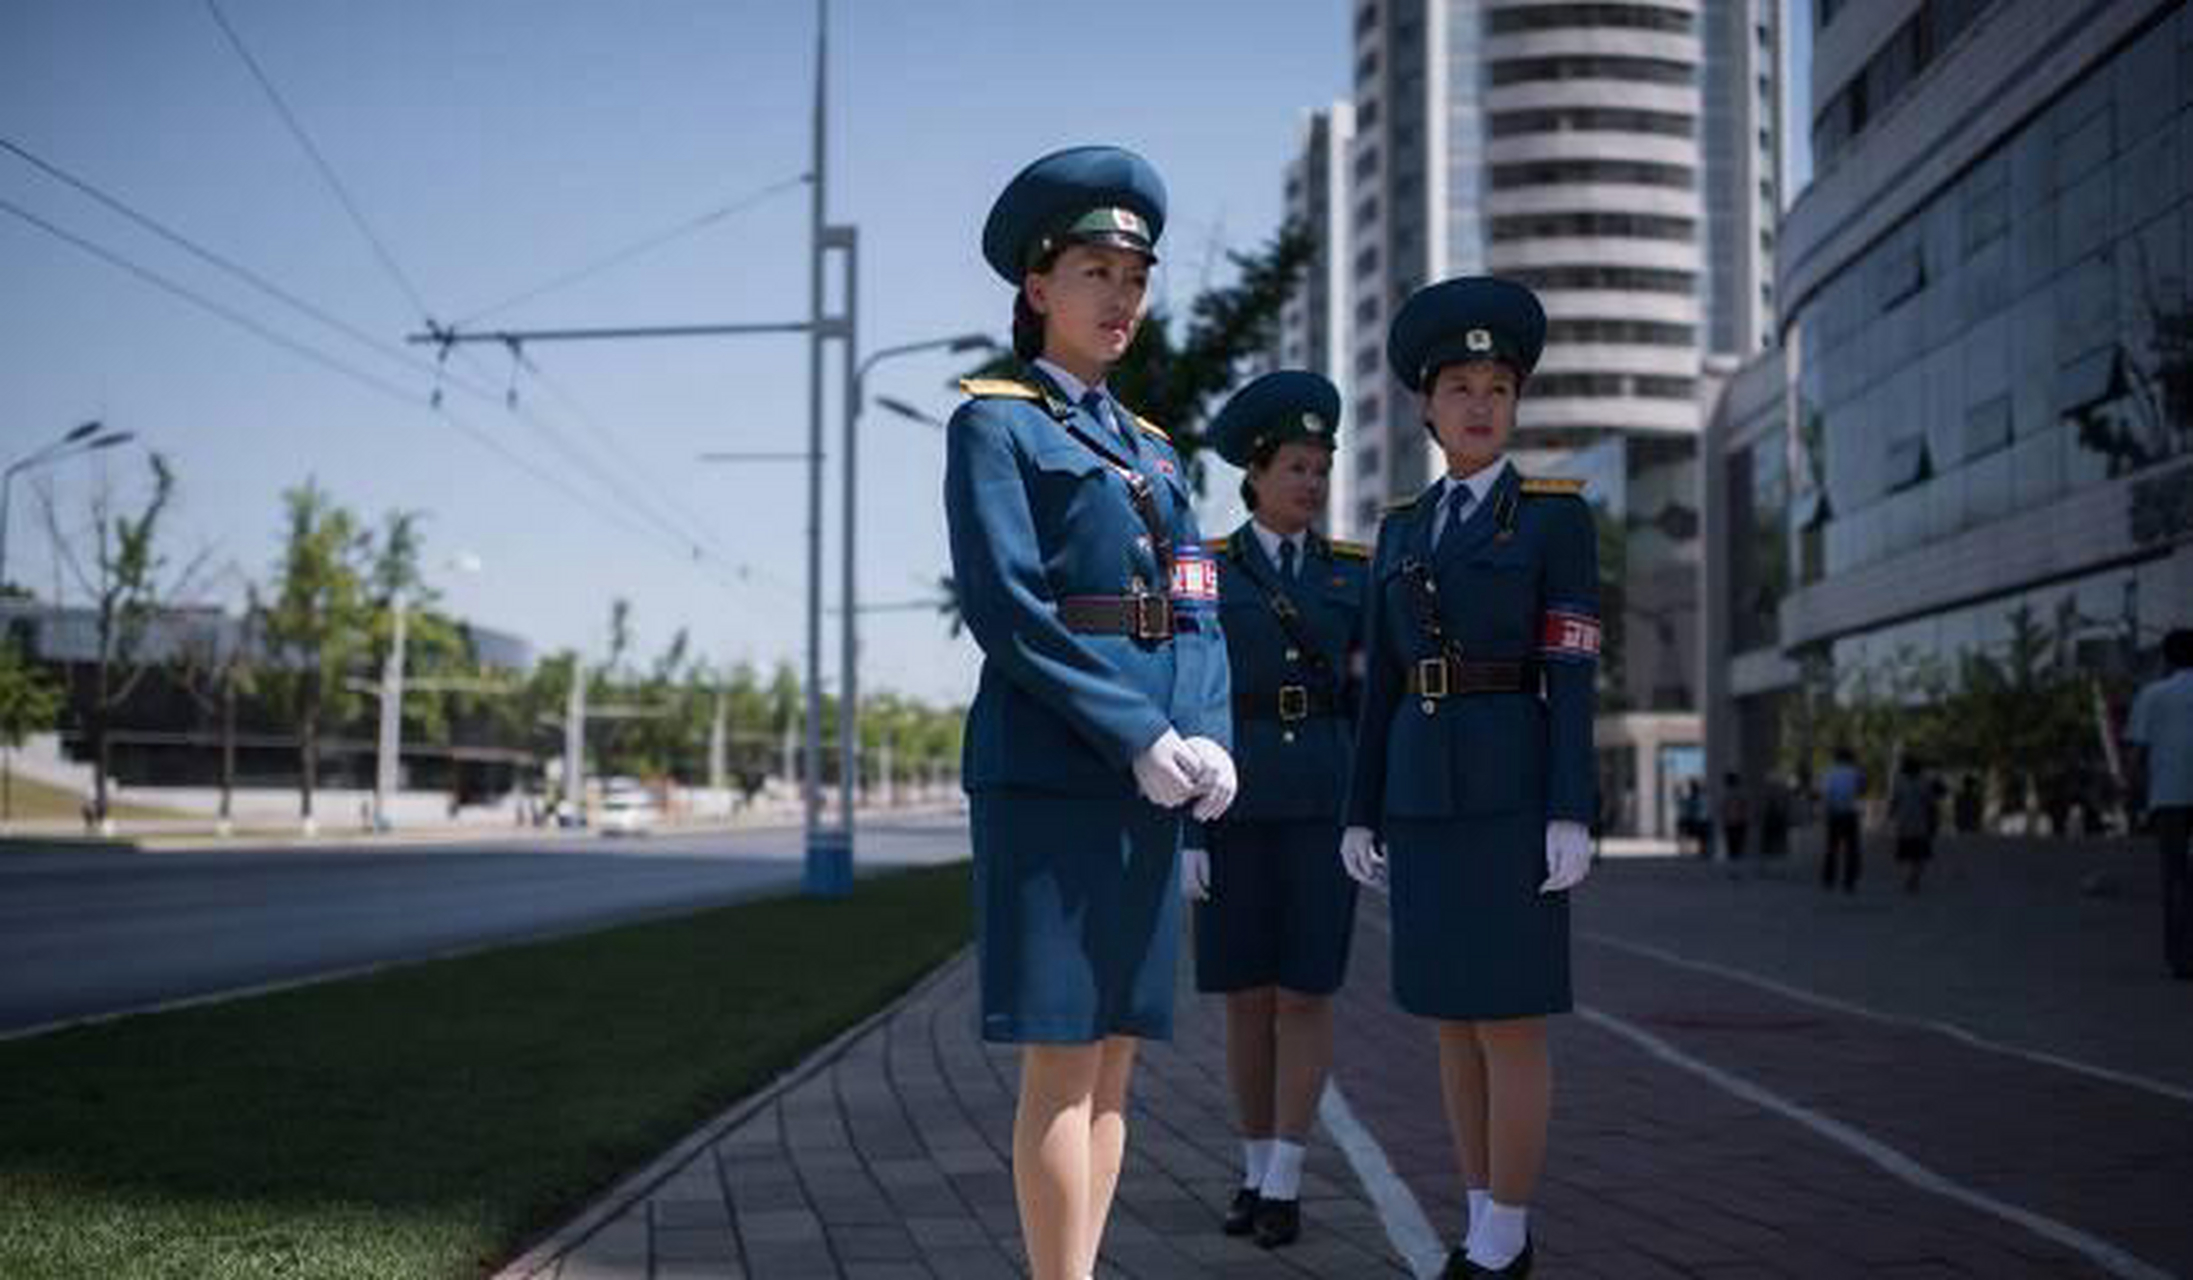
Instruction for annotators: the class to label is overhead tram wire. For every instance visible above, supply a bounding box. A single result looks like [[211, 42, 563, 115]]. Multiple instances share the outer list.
[[190, 10, 784, 594], [451, 173, 808, 326], [0, 195, 762, 594], [202, 0, 436, 322], [0, 136, 753, 579]]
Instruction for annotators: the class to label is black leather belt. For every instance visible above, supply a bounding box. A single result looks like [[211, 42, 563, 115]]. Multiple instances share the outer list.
[[1405, 656, 1535, 698], [1059, 594, 1184, 642], [1234, 684, 1339, 723]]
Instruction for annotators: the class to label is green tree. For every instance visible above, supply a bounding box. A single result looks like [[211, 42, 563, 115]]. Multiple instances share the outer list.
[[257, 481, 370, 823], [0, 635, 64, 822], [38, 451, 198, 822]]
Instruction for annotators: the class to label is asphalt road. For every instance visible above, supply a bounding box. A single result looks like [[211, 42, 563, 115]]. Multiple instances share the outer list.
[[0, 816, 972, 1038]]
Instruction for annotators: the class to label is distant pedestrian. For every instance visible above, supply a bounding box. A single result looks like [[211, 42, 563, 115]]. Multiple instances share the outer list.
[[1821, 746, 1865, 893], [1718, 771, 1750, 862], [1953, 773, 1984, 835], [1761, 777, 1791, 860], [1890, 755, 1939, 893], [1677, 779, 1708, 857], [2126, 628, 2193, 980]]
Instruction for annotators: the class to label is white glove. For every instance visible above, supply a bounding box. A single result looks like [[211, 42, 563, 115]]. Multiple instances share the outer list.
[[1340, 825, 1385, 888], [1182, 736, 1238, 822], [1540, 820, 1593, 893], [1180, 844, 1211, 900], [1132, 728, 1203, 809]]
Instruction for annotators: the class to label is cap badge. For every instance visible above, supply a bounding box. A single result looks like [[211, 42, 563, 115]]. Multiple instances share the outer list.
[[1465, 328, 1493, 353], [1303, 412, 1326, 434]]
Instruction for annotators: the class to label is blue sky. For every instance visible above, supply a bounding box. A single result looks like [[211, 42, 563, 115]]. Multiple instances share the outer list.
[[3, 2, 1809, 707]]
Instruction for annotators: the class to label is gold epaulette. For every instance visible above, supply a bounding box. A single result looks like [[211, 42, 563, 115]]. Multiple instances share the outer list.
[[1204, 535, 1231, 555], [1382, 496, 1421, 516], [1520, 477, 1587, 496], [958, 377, 1043, 401], [1129, 411, 1171, 443], [1327, 539, 1371, 560]]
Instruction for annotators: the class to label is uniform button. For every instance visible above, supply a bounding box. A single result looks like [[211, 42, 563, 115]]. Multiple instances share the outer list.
[[1282, 730, 1296, 744], [1285, 648, 1300, 662], [1421, 699, 1436, 716]]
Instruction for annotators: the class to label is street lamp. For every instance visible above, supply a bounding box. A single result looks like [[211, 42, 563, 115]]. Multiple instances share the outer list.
[[1, 421, 135, 592], [874, 395, 945, 430], [829, 331, 995, 889]]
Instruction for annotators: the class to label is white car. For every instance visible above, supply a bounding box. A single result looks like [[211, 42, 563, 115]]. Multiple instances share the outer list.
[[598, 786, 660, 836]]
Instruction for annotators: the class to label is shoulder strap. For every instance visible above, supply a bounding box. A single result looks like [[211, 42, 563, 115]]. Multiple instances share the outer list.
[[1228, 529, 1339, 695]]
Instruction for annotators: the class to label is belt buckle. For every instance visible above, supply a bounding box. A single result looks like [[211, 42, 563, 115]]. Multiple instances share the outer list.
[[1277, 684, 1309, 721], [1416, 657, 1449, 699], [1133, 593, 1171, 642]]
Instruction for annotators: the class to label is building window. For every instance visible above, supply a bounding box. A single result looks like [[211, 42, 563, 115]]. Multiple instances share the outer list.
[[1489, 56, 1694, 87], [1490, 159, 1694, 190], [1489, 107, 1693, 138], [1511, 264, 1696, 293], [1355, 1, 1378, 38], [1489, 211, 1695, 242], [1546, 318, 1696, 345], [1485, 4, 1693, 35]]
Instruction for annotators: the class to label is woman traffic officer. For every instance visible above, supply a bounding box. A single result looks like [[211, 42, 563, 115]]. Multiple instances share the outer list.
[[944, 144, 1239, 1280], [1179, 371, 1369, 1250], [1338, 276, 1601, 1277]]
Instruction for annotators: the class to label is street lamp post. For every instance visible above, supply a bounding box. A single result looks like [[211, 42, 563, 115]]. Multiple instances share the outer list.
[[1, 421, 135, 592], [838, 332, 994, 871]]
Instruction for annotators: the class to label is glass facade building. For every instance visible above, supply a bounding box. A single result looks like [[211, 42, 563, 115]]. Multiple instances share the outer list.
[[1706, 0, 2193, 807]]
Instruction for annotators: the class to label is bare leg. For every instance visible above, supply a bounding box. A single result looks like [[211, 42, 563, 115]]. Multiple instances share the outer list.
[[1436, 1021, 1490, 1193], [1015, 1043, 1101, 1280], [1225, 987, 1279, 1141], [1476, 1017, 1551, 1205], [1078, 1036, 1140, 1278], [1271, 988, 1334, 1140]]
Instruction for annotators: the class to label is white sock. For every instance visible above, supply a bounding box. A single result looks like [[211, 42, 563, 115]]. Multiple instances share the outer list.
[[1241, 1138, 1274, 1190], [1467, 1200, 1529, 1268], [1462, 1187, 1491, 1250], [1259, 1139, 1306, 1201]]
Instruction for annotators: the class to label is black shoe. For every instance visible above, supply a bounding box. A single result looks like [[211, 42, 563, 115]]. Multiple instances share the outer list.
[[1440, 1247, 1474, 1277], [1221, 1187, 1260, 1236], [1252, 1197, 1300, 1248], [1474, 1237, 1534, 1277]]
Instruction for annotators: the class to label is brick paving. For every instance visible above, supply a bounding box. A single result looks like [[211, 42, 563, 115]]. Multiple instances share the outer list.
[[504, 837, 2193, 1278]]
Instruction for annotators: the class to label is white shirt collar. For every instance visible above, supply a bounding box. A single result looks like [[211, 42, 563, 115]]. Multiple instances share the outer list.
[[1033, 357, 1099, 407], [1249, 518, 1307, 568], [1441, 456, 1511, 512]]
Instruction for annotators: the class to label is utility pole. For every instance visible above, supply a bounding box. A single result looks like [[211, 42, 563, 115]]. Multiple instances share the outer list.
[[373, 590, 407, 830], [407, 0, 855, 895], [564, 664, 586, 824]]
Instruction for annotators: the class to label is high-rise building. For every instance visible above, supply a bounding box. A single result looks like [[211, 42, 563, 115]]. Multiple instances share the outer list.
[[1277, 103, 1361, 538], [1705, 0, 2192, 827], [1341, 0, 1780, 836]]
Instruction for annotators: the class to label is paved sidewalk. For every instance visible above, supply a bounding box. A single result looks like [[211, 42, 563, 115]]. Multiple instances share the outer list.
[[505, 837, 2193, 1278]]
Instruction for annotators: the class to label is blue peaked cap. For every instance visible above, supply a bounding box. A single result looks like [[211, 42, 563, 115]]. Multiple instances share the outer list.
[[982, 145, 1167, 283], [1387, 276, 1547, 392], [1207, 370, 1342, 468]]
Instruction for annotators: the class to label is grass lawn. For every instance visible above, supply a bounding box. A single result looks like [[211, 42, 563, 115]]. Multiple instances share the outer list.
[[0, 862, 973, 1279], [0, 770, 182, 823]]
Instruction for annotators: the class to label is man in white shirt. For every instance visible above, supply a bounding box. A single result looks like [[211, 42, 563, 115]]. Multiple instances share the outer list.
[[1819, 745, 1865, 893], [2126, 628, 2193, 980]]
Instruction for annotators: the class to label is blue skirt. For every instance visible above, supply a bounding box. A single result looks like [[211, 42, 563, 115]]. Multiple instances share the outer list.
[[970, 789, 1183, 1043], [1385, 814, 1570, 1020], [1194, 819, 1357, 995]]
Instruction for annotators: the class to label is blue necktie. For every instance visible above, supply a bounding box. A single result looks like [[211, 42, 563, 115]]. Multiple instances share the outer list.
[[1434, 483, 1472, 551], [1278, 538, 1298, 582], [1082, 389, 1132, 454]]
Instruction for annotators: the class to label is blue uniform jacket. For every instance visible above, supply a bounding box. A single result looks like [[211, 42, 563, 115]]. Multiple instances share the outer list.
[[946, 372, 1232, 796], [1342, 465, 1599, 831], [1207, 524, 1369, 823]]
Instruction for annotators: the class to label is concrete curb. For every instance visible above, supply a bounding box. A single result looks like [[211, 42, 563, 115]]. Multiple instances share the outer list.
[[489, 943, 975, 1279]]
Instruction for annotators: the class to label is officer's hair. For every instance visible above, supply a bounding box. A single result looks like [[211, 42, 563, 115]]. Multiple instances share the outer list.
[[1011, 246, 1068, 362], [2166, 628, 2193, 669]]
